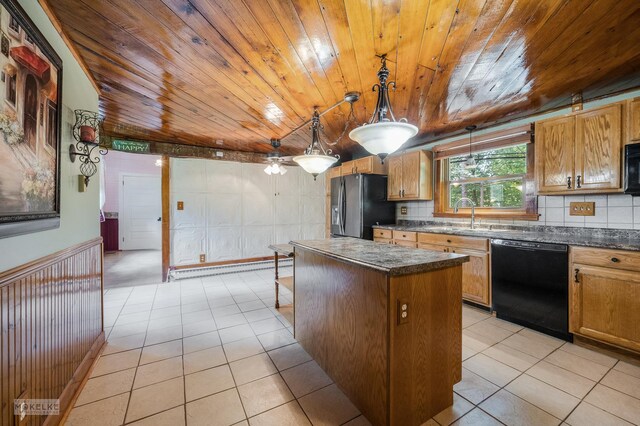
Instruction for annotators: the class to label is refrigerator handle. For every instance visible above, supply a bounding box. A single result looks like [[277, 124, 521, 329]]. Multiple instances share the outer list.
[[336, 179, 343, 230], [340, 178, 347, 235]]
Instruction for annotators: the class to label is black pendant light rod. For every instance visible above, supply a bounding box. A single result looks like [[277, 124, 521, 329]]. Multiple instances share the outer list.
[[371, 54, 396, 124], [277, 91, 360, 142], [466, 125, 477, 156]]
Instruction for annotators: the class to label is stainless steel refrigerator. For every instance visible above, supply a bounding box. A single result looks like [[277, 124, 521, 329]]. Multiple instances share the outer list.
[[330, 174, 396, 240]]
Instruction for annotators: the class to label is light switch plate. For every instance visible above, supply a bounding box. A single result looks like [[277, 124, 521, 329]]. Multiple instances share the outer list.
[[569, 201, 595, 216], [177, 201, 184, 210]]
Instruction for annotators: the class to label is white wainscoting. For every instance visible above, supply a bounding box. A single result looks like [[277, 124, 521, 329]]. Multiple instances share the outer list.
[[170, 158, 325, 266]]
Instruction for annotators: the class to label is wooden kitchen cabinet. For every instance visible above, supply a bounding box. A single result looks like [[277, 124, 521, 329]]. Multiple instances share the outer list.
[[575, 105, 622, 191], [536, 104, 622, 194], [629, 97, 640, 142], [373, 228, 393, 244], [340, 155, 387, 176], [570, 246, 640, 353], [387, 150, 433, 201], [536, 116, 575, 193], [418, 233, 491, 306]]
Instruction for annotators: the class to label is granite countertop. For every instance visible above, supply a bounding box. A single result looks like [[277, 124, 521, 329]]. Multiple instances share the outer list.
[[290, 237, 469, 276], [373, 222, 640, 252]]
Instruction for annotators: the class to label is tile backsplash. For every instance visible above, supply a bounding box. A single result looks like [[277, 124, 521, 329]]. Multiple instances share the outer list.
[[396, 194, 640, 230]]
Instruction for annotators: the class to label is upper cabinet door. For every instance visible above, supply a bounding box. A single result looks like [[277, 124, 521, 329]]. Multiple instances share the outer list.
[[535, 116, 575, 193], [575, 105, 622, 191], [354, 157, 373, 174], [387, 156, 403, 200], [401, 151, 421, 198]]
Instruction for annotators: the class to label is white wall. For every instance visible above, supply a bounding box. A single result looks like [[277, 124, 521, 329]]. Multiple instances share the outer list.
[[170, 158, 325, 266], [103, 150, 161, 214], [0, 1, 100, 272]]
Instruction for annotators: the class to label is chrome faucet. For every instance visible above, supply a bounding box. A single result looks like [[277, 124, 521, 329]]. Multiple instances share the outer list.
[[454, 197, 476, 229]]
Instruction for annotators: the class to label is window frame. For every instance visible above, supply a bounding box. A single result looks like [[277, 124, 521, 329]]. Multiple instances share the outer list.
[[434, 131, 538, 221]]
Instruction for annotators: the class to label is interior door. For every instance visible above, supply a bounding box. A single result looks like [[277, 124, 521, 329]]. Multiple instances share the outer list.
[[535, 117, 575, 193], [575, 105, 622, 191], [401, 152, 421, 198], [121, 175, 162, 250], [387, 156, 403, 200]]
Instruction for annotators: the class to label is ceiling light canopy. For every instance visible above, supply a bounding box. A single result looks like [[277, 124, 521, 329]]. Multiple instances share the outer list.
[[293, 110, 339, 179], [349, 55, 418, 162]]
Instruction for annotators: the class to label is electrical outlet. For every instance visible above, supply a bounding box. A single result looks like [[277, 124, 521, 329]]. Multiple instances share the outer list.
[[199, 254, 206, 263], [397, 299, 409, 325], [569, 202, 595, 216], [400, 206, 408, 215], [177, 201, 184, 210]]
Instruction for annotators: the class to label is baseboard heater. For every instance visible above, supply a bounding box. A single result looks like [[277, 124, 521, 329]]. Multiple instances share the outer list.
[[169, 258, 293, 281]]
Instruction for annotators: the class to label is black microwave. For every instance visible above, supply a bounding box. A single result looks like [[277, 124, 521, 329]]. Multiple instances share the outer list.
[[625, 143, 640, 195]]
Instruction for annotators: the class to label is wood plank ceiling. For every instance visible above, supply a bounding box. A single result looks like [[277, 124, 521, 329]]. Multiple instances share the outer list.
[[45, 0, 640, 156]]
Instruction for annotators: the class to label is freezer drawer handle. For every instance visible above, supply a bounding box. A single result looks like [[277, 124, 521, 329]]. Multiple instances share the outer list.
[[574, 268, 580, 283]]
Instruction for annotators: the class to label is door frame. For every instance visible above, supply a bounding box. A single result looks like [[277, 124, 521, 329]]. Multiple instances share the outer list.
[[118, 172, 162, 251]]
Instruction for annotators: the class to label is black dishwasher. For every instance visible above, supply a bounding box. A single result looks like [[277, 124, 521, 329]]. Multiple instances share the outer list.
[[491, 239, 572, 341]]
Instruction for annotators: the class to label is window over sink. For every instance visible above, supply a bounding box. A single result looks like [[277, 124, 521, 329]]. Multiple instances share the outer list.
[[433, 124, 538, 220], [448, 143, 527, 209]]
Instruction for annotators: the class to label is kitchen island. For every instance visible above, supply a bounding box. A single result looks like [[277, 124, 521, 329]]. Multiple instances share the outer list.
[[290, 238, 469, 426]]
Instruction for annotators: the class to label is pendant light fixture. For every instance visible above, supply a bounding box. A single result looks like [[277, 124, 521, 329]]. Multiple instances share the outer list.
[[348, 55, 418, 162], [293, 110, 339, 180], [464, 125, 478, 170]]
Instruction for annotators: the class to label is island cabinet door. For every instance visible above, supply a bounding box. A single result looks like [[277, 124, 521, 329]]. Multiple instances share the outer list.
[[535, 116, 575, 193], [570, 264, 640, 352], [574, 104, 622, 191]]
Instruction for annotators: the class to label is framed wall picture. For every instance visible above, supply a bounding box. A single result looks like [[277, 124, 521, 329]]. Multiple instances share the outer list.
[[1, 33, 8, 57], [0, 0, 62, 238]]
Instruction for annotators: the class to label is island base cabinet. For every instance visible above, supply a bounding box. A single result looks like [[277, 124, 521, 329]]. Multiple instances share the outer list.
[[294, 249, 462, 426], [571, 264, 640, 353]]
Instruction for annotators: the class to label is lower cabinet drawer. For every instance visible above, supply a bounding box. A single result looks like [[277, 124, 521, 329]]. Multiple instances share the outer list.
[[374, 237, 393, 245], [392, 231, 417, 242], [418, 242, 449, 252], [373, 229, 393, 239], [572, 246, 640, 273], [394, 240, 417, 248], [418, 232, 488, 251]]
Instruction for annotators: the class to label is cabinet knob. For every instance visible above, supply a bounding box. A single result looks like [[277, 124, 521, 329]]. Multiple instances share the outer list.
[[574, 268, 580, 283], [567, 176, 572, 189], [611, 257, 620, 263], [576, 175, 582, 189], [447, 239, 452, 243]]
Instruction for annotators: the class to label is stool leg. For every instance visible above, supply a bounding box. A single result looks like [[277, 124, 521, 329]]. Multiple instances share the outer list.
[[274, 251, 280, 309]]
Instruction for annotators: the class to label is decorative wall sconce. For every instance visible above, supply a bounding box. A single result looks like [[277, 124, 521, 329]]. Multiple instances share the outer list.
[[69, 109, 107, 186]]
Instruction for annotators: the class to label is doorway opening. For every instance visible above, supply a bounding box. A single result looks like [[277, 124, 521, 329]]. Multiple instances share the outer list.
[[102, 151, 163, 289]]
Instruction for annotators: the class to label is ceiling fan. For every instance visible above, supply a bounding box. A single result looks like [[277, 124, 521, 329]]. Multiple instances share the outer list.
[[263, 139, 292, 175]]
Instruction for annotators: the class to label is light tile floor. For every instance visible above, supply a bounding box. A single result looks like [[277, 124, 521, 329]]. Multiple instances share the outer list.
[[66, 268, 640, 426]]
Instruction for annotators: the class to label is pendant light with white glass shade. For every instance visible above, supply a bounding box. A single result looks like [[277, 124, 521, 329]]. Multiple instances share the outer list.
[[348, 55, 418, 162], [293, 110, 339, 180], [464, 125, 478, 170]]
